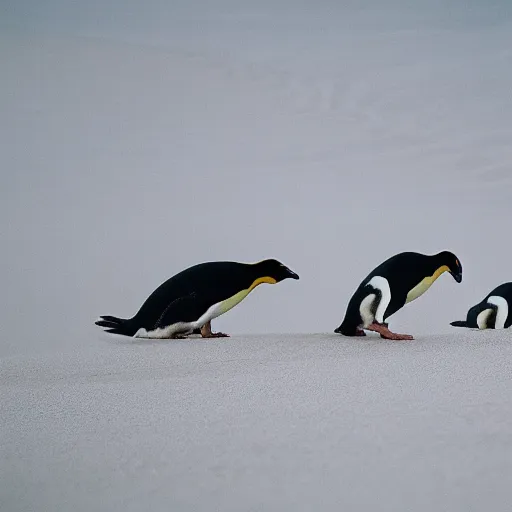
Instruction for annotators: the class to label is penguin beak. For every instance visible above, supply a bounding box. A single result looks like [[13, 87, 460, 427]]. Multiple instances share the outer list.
[[451, 271, 462, 283], [285, 268, 300, 280]]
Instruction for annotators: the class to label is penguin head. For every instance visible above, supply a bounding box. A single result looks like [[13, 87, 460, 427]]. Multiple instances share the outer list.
[[437, 251, 463, 283], [254, 259, 300, 282]]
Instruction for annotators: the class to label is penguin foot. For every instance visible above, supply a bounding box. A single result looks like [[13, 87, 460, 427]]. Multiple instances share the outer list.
[[203, 332, 230, 338], [378, 322, 389, 339], [200, 321, 230, 339], [366, 322, 414, 341]]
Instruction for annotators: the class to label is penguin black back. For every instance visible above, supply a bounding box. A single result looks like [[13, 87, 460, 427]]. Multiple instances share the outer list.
[[364, 251, 461, 307]]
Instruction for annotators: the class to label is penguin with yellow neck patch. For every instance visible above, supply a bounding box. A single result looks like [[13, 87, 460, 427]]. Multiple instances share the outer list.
[[450, 282, 512, 330], [95, 259, 299, 339], [334, 251, 462, 340]]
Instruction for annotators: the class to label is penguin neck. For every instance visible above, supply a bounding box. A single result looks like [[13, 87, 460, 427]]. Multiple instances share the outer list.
[[250, 277, 277, 292], [430, 253, 451, 276], [248, 263, 277, 290]]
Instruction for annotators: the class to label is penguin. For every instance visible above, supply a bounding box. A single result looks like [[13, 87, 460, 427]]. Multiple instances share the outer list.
[[334, 251, 463, 340], [450, 282, 512, 330], [95, 258, 299, 339]]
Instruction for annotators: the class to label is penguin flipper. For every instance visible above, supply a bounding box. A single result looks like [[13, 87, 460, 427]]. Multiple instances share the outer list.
[[153, 292, 215, 331]]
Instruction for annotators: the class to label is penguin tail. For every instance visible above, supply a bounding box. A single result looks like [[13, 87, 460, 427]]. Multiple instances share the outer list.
[[95, 315, 136, 336], [450, 320, 468, 328]]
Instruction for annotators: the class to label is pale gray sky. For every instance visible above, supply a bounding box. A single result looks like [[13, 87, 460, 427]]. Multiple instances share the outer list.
[[2, 0, 512, 356]]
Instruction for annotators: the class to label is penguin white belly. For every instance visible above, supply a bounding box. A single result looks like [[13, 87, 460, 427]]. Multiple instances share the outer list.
[[366, 276, 391, 323], [185, 289, 253, 330], [216, 289, 252, 316], [476, 308, 494, 330], [359, 293, 377, 328], [134, 322, 192, 339], [406, 280, 434, 304], [406, 265, 450, 304], [487, 295, 508, 329], [202, 276, 277, 321], [134, 287, 257, 339]]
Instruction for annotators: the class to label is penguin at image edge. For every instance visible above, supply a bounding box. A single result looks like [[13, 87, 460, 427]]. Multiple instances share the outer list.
[[334, 250, 463, 340], [95, 258, 299, 339], [450, 282, 512, 330]]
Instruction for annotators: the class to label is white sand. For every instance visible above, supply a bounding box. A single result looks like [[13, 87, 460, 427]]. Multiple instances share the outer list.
[[2, 1, 512, 510], [2, 331, 512, 511]]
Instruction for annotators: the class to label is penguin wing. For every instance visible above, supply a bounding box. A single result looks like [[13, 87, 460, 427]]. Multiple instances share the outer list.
[[153, 292, 214, 329], [465, 302, 492, 329]]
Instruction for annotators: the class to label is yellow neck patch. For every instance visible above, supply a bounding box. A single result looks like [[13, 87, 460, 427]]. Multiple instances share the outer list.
[[218, 276, 277, 315], [406, 265, 449, 304], [248, 276, 277, 291]]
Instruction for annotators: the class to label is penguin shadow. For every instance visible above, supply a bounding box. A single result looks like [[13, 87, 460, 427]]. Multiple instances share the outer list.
[[99, 332, 232, 348], [325, 331, 417, 345]]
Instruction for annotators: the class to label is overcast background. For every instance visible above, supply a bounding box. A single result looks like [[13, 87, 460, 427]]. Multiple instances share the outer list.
[[2, 0, 512, 356]]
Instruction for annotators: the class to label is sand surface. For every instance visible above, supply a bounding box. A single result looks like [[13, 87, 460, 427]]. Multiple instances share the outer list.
[[2, 331, 512, 511]]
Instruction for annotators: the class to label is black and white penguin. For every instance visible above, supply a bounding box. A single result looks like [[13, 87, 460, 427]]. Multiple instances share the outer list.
[[450, 282, 512, 330], [95, 259, 299, 339], [334, 251, 463, 340]]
